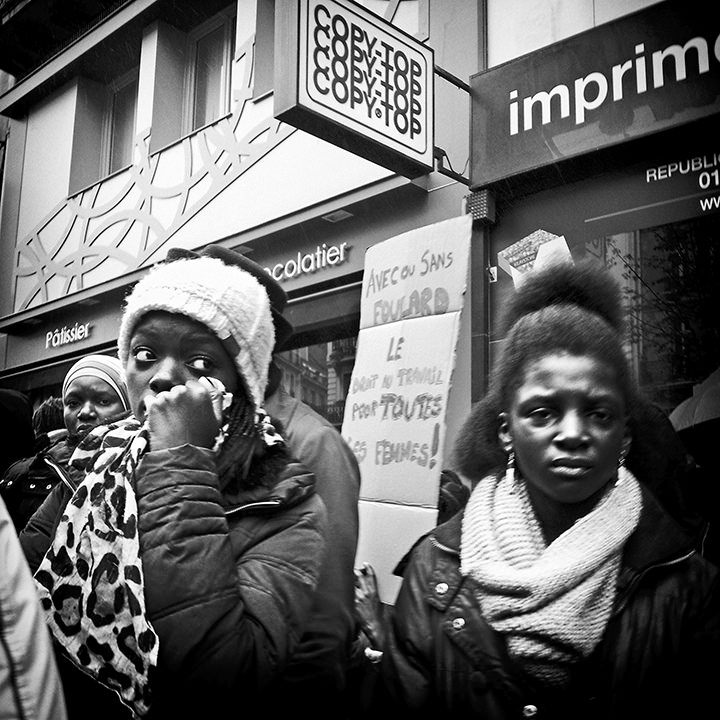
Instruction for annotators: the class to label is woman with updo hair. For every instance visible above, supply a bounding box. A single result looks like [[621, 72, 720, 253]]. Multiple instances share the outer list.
[[381, 259, 719, 719]]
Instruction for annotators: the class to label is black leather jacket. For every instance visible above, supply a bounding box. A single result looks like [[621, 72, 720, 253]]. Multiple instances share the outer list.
[[382, 485, 719, 719]]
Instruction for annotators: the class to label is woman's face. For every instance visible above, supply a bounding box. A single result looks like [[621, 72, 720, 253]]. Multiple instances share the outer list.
[[499, 352, 630, 506], [125, 310, 240, 418], [63, 377, 127, 440]]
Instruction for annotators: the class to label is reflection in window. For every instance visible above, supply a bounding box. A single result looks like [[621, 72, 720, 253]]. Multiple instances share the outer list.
[[106, 70, 138, 174], [275, 336, 358, 430], [193, 26, 225, 128], [588, 214, 720, 414], [187, 10, 236, 132]]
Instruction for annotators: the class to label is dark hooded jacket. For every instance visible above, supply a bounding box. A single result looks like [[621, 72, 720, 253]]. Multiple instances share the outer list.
[[381, 481, 719, 719], [264, 385, 361, 717]]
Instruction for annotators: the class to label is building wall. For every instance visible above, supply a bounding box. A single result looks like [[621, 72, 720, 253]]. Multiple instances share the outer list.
[[488, 0, 664, 66], [3, 0, 475, 320], [19, 84, 77, 239], [0, 0, 476, 392]]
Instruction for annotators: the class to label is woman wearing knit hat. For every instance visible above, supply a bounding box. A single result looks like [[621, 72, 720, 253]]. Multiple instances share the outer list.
[[172, 245, 360, 720], [1, 354, 130, 532], [380, 259, 719, 719], [19, 253, 327, 720], [171, 245, 362, 718]]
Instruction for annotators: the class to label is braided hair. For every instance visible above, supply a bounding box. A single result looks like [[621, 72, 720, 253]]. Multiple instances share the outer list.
[[216, 384, 289, 490]]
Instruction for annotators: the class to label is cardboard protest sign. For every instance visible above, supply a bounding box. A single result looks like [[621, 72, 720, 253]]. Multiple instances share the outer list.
[[343, 312, 459, 506], [343, 213, 472, 601], [357, 214, 472, 332]]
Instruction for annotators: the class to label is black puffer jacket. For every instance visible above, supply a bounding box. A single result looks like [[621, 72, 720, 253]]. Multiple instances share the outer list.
[[0, 438, 78, 532], [382, 485, 720, 719]]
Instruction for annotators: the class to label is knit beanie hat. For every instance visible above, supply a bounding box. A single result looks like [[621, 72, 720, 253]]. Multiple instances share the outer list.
[[117, 256, 274, 411], [166, 245, 294, 352], [63, 354, 131, 411]]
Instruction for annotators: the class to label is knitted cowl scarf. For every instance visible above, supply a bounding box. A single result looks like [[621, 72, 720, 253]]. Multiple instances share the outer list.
[[460, 465, 642, 688]]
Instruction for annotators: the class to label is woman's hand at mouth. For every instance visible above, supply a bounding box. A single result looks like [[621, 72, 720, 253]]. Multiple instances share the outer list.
[[144, 380, 220, 451]]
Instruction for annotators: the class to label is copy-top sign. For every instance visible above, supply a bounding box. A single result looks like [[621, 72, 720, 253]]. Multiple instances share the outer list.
[[275, 0, 435, 178]]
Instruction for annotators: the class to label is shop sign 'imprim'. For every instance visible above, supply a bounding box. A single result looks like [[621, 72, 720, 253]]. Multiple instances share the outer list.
[[274, 0, 434, 178], [470, 2, 720, 189]]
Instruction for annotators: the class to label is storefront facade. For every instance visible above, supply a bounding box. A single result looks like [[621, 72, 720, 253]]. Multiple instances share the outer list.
[[2, 0, 715, 604], [0, 0, 478, 441], [472, 0, 718, 422], [1, 0, 714, 469]]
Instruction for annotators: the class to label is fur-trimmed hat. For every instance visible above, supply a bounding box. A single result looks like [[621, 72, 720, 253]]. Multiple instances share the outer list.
[[117, 256, 274, 411]]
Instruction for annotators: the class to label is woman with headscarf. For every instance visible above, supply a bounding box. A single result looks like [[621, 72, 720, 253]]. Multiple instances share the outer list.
[[380, 259, 719, 719], [1, 355, 131, 531], [19, 249, 327, 719]]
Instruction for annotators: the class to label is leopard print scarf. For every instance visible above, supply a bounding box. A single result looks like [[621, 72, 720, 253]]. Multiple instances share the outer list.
[[34, 417, 158, 717]]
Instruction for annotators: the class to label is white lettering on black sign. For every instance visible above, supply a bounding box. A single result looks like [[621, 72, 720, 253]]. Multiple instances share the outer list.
[[645, 151, 720, 213], [509, 33, 720, 135], [266, 242, 350, 282]]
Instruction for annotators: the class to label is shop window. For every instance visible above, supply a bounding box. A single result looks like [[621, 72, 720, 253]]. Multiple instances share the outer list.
[[254, 0, 274, 99], [69, 64, 139, 194], [275, 335, 358, 431], [184, 9, 236, 132], [103, 69, 139, 175], [588, 214, 720, 414]]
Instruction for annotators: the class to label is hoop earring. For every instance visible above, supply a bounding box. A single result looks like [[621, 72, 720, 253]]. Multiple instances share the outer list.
[[505, 449, 515, 485], [618, 450, 627, 468]]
